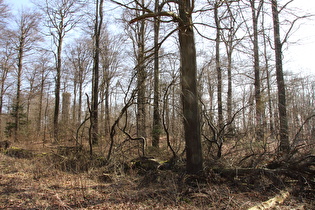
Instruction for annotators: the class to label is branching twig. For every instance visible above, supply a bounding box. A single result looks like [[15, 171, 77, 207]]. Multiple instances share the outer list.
[[162, 74, 179, 159]]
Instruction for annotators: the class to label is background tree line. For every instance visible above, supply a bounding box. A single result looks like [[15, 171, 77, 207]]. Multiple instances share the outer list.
[[0, 0, 314, 173]]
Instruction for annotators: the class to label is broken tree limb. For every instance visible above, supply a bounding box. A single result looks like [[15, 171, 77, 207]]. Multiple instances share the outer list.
[[248, 191, 290, 210], [129, 11, 180, 24]]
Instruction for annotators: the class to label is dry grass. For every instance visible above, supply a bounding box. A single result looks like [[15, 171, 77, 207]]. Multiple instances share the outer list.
[[0, 141, 314, 209]]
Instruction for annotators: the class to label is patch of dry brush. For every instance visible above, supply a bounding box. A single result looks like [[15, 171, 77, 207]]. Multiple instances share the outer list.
[[0, 142, 314, 209]]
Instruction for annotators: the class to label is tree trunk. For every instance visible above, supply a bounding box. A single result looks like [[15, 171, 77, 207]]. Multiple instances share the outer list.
[[152, 0, 161, 148], [54, 32, 63, 142], [136, 0, 147, 139], [262, 25, 274, 134], [91, 0, 104, 145], [15, 35, 25, 142], [214, 2, 223, 129], [37, 70, 45, 133], [61, 92, 71, 125], [271, 0, 290, 152], [250, 0, 264, 140], [179, 0, 203, 174], [72, 77, 77, 125], [104, 83, 110, 136], [78, 73, 83, 124], [227, 50, 232, 125]]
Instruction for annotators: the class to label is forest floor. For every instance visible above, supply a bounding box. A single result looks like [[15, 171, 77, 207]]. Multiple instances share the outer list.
[[0, 142, 314, 209]]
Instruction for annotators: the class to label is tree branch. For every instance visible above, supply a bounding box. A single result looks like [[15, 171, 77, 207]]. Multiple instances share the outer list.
[[129, 11, 179, 24]]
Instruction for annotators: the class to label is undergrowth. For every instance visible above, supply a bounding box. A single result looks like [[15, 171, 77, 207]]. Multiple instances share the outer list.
[[0, 141, 314, 209]]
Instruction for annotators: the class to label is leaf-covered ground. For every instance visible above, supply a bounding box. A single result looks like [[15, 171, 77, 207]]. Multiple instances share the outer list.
[[0, 148, 313, 209]]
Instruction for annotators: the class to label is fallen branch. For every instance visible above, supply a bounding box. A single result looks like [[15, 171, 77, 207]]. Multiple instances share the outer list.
[[248, 191, 289, 210]]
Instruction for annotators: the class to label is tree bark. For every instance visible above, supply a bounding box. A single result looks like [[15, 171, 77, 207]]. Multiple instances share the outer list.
[[214, 2, 223, 130], [152, 0, 161, 148], [179, 0, 203, 174], [271, 0, 290, 152], [15, 33, 24, 142], [250, 0, 264, 140], [262, 23, 274, 134], [61, 92, 71, 125], [91, 0, 104, 145], [13, 10, 39, 141], [54, 30, 63, 142], [136, 0, 147, 139]]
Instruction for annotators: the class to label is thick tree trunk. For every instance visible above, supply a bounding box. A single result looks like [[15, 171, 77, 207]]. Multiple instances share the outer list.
[[179, 0, 203, 174], [271, 0, 290, 152]]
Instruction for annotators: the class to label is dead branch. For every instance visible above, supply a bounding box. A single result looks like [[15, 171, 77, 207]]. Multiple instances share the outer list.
[[129, 11, 179, 24], [162, 74, 178, 159], [292, 114, 315, 145], [248, 191, 290, 210], [117, 124, 145, 157], [107, 72, 138, 161]]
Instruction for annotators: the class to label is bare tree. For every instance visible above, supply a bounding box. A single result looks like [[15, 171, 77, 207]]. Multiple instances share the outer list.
[[123, 0, 149, 139], [99, 30, 122, 137], [249, 0, 264, 140], [211, 1, 225, 131], [34, 54, 51, 133], [152, 0, 162, 148], [135, 0, 148, 139], [37, 0, 82, 141], [271, 0, 290, 152], [117, 0, 203, 173], [11, 9, 41, 141], [178, 0, 203, 173], [66, 37, 92, 126], [0, 0, 10, 39], [90, 0, 104, 145], [0, 40, 14, 114], [0, 39, 14, 139], [221, 1, 243, 131]]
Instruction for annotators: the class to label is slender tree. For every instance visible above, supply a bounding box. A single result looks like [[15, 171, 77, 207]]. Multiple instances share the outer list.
[[214, 1, 224, 130], [135, 0, 147, 139], [35, 55, 51, 133], [221, 1, 243, 130], [271, 0, 290, 152], [37, 0, 82, 141], [99, 31, 121, 137], [66, 37, 91, 125], [0, 0, 9, 40], [152, 0, 162, 148], [12, 9, 41, 141], [0, 40, 14, 139], [91, 0, 104, 145], [249, 0, 264, 140]]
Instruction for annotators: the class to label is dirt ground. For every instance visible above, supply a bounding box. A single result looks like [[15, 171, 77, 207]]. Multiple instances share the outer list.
[[0, 147, 314, 209]]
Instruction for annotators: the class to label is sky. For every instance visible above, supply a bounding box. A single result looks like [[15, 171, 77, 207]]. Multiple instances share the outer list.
[[6, 0, 315, 75]]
